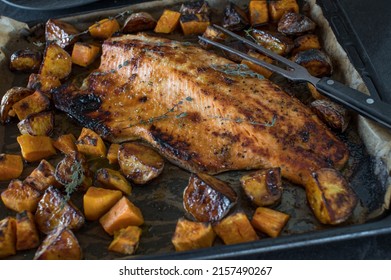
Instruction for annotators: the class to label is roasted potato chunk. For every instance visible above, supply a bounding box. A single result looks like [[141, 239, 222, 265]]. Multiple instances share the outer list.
[[17, 111, 54, 136], [240, 168, 283, 207], [27, 73, 61, 93], [183, 173, 237, 223], [34, 226, 82, 260], [269, 0, 299, 22], [198, 25, 227, 49], [17, 134, 56, 162], [53, 133, 77, 154], [0, 87, 34, 124], [241, 50, 274, 79], [292, 34, 321, 55], [45, 19, 79, 49], [222, 2, 249, 31], [180, 13, 210, 36], [108, 226, 142, 255], [251, 28, 293, 55], [172, 218, 215, 252], [24, 159, 58, 192], [118, 142, 164, 185], [40, 42, 72, 80], [11, 90, 50, 121], [9, 49, 42, 73], [0, 154, 23, 181], [180, 0, 211, 15], [35, 186, 85, 234], [0, 217, 16, 258], [15, 211, 40, 251], [107, 143, 120, 165], [71, 42, 100, 67], [95, 168, 132, 195], [88, 18, 120, 39], [249, 0, 269, 26], [154, 9, 181, 34], [213, 212, 258, 245], [278, 12, 316, 35], [311, 99, 350, 132], [76, 127, 107, 158], [251, 207, 290, 237], [83, 186, 122, 221], [305, 168, 358, 225], [291, 49, 333, 77], [1, 179, 41, 213], [122, 12, 157, 33]]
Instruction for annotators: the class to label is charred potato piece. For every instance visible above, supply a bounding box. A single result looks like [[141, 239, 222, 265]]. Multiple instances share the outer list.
[[180, 0, 211, 15], [223, 2, 249, 31], [198, 25, 227, 49], [305, 168, 358, 225], [17, 134, 56, 162], [24, 159, 58, 193], [0, 87, 34, 124], [154, 9, 181, 34], [45, 19, 79, 49], [240, 168, 283, 207], [292, 34, 321, 55], [118, 142, 164, 185], [269, 0, 299, 22], [307, 82, 326, 100], [278, 12, 316, 35], [17, 111, 54, 136], [213, 212, 258, 245], [0, 217, 16, 258], [40, 42, 72, 80], [252, 29, 293, 56], [108, 226, 142, 255], [180, 13, 210, 36], [15, 211, 40, 251], [88, 18, 120, 39], [291, 49, 333, 77], [172, 218, 215, 252], [35, 186, 85, 234], [311, 99, 350, 132], [1, 179, 41, 213], [241, 50, 274, 79], [95, 168, 132, 195], [122, 12, 157, 33], [34, 226, 82, 260], [83, 187, 122, 221], [251, 207, 290, 238], [12, 91, 51, 121], [0, 154, 23, 181], [9, 49, 42, 73], [27, 73, 61, 93], [76, 127, 107, 158], [183, 173, 237, 223], [249, 0, 269, 26], [53, 133, 77, 154]]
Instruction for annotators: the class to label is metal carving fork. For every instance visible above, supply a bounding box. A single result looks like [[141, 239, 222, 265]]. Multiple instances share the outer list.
[[199, 24, 391, 130]]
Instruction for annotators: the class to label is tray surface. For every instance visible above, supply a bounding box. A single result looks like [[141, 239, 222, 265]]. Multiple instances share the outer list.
[[0, 0, 101, 11]]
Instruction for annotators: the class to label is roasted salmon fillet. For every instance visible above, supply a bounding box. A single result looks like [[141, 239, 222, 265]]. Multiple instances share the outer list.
[[54, 34, 349, 188]]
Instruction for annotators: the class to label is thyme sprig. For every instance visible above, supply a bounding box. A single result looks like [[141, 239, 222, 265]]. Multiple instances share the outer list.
[[244, 27, 258, 43], [211, 63, 264, 80], [63, 160, 85, 202], [208, 114, 277, 127]]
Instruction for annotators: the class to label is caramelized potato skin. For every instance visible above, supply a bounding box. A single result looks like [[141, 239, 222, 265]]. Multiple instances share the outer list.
[[9, 49, 42, 73], [291, 49, 333, 77], [1, 179, 42, 213], [252, 29, 293, 55], [223, 2, 249, 31], [277, 12, 316, 35], [40, 42, 72, 80], [0, 87, 34, 124], [122, 12, 157, 34], [45, 19, 79, 49], [17, 111, 54, 136]]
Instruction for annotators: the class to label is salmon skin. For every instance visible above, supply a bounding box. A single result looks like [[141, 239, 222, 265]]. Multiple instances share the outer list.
[[53, 34, 349, 187]]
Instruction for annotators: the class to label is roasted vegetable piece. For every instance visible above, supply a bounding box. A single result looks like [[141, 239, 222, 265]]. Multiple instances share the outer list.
[[180, 13, 210, 36], [107, 143, 120, 165], [40, 42, 72, 80], [241, 50, 274, 79], [198, 25, 227, 49], [249, 0, 269, 26], [122, 12, 157, 33], [35, 186, 85, 234], [180, 0, 211, 15], [89, 18, 120, 39], [277, 12, 316, 35], [108, 226, 142, 255], [213, 212, 258, 245], [83, 186, 122, 221], [71, 42, 100, 67], [154, 9, 181, 34], [27, 73, 61, 93], [12, 91, 50, 121], [305, 168, 358, 225], [311, 99, 350, 132], [24, 159, 58, 192], [17, 111, 54, 136], [53, 133, 77, 154], [307, 82, 326, 100], [45, 19, 79, 49], [251, 207, 290, 237], [34, 226, 82, 260], [0, 154, 23, 181], [251, 28, 293, 56], [269, 0, 299, 22], [99, 196, 144, 235], [118, 142, 164, 185], [95, 168, 132, 195], [9, 49, 42, 73], [292, 34, 321, 55], [291, 49, 333, 77], [240, 168, 283, 207], [76, 127, 107, 158], [15, 211, 40, 251], [171, 218, 215, 252], [17, 134, 56, 162], [1, 179, 41, 213], [222, 2, 249, 31], [0, 87, 34, 124], [0, 217, 16, 258], [183, 173, 237, 223]]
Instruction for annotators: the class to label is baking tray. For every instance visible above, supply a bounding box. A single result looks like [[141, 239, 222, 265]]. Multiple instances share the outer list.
[[0, 0, 390, 260], [0, 0, 102, 11]]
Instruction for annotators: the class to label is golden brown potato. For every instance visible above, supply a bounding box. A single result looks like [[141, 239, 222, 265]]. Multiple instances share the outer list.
[[122, 12, 157, 33], [0, 87, 34, 124], [269, 0, 299, 22], [17, 134, 56, 162], [17, 111, 54, 136], [183, 173, 237, 223], [277, 12, 316, 35], [71, 42, 100, 67], [53, 133, 77, 155], [34, 226, 82, 260], [251, 207, 290, 237], [40, 42, 72, 80], [240, 168, 283, 207], [83, 186, 122, 221], [0, 217, 16, 258], [0, 154, 23, 181], [107, 143, 120, 165], [249, 0, 269, 26], [311, 99, 350, 132], [241, 50, 274, 79], [9, 49, 42, 73], [24, 159, 58, 193], [118, 142, 164, 185], [108, 226, 142, 255], [305, 168, 358, 225], [1, 179, 42, 213], [213, 212, 258, 245], [95, 168, 132, 195], [27, 73, 61, 93], [35, 186, 85, 234], [45, 19, 80, 49], [180, 13, 210, 36], [291, 49, 333, 77], [15, 211, 40, 251], [222, 2, 249, 31], [171, 218, 215, 251], [251, 29, 293, 55], [12, 91, 51, 121], [292, 34, 321, 55], [154, 9, 181, 34], [88, 18, 120, 39], [76, 127, 107, 158], [198, 25, 227, 49]]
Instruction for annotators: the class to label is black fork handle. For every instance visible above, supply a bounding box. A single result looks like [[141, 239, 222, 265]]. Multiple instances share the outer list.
[[316, 77, 391, 130]]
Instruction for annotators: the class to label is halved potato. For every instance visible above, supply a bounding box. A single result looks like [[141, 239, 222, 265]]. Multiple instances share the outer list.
[[222, 2, 249, 31], [277, 12, 316, 35], [251, 29, 294, 56], [122, 12, 157, 34], [311, 99, 350, 132], [291, 49, 333, 77], [95, 168, 132, 195]]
